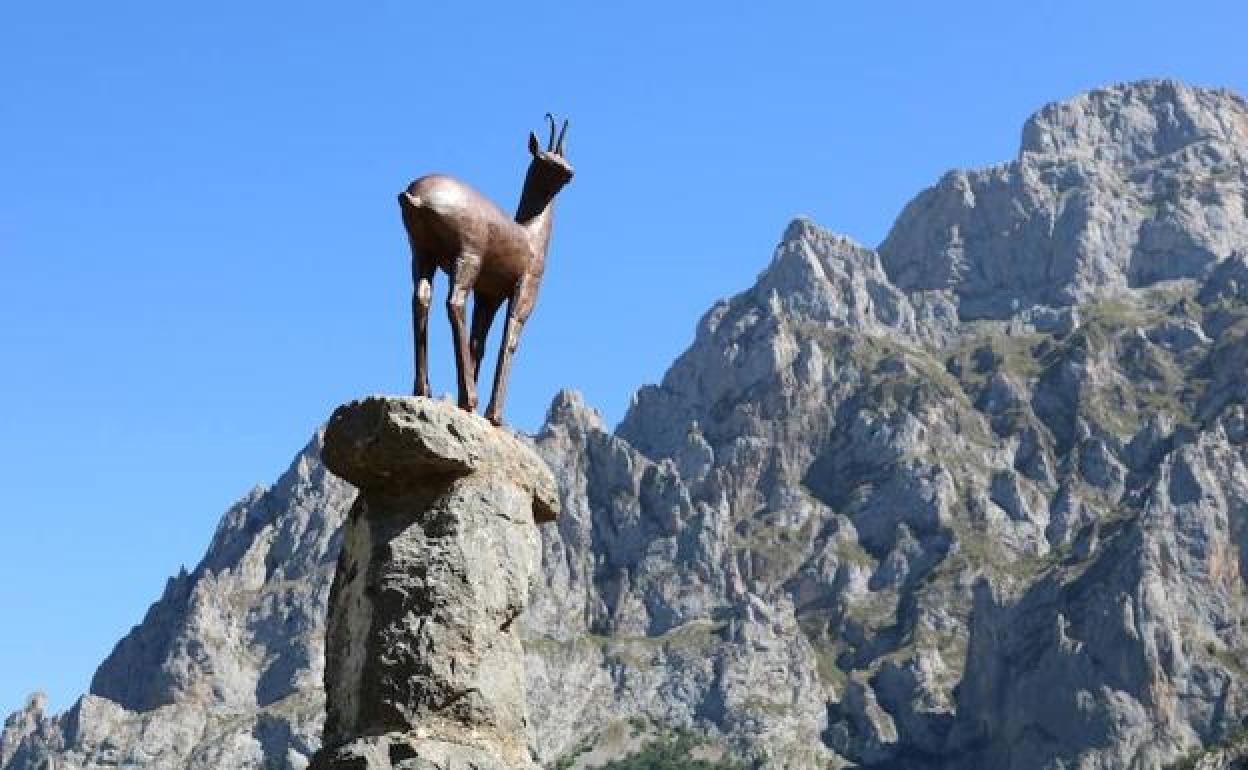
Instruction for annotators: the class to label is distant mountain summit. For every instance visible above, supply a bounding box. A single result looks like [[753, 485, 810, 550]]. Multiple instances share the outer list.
[[881, 79, 1248, 318], [6, 79, 1248, 770]]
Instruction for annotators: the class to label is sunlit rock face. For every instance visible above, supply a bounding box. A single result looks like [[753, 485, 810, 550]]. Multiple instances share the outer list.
[[6, 79, 1248, 770]]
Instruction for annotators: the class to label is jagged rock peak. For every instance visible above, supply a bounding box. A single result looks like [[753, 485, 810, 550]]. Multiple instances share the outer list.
[[879, 78, 1248, 318], [780, 216, 876, 260], [750, 216, 915, 333], [542, 388, 606, 435], [618, 216, 918, 459], [0, 695, 48, 770], [1020, 78, 1248, 163], [766, 217, 880, 289]]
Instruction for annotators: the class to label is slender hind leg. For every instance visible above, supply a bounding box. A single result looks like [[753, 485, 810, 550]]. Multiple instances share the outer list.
[[483, 305, 522, 426], [446, 253, 482, 411], [469, 293, 503, 386], [411, 253, 436, 397], [485, 291, 532, 426], [485, 279, 539, 426]]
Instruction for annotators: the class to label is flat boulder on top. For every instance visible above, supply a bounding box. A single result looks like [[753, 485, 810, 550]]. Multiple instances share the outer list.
[[322, 395, 559, 522]]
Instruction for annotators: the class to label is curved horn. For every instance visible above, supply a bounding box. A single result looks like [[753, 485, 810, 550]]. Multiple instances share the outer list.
[[544, 112, 557, 151], [556, 118, 569, 155]]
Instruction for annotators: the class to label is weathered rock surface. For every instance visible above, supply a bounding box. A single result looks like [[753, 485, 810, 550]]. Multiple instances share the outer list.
[[5, 78, 1248, 770], [311, 396, 557, 770]]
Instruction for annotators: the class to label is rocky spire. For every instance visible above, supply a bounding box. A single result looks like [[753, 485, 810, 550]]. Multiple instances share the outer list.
[[311, 396, 558, 770]]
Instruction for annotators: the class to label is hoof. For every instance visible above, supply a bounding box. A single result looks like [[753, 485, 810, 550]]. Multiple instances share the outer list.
[[413, 381, 431, 398]]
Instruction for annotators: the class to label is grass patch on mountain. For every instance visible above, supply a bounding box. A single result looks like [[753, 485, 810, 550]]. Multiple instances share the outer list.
[[568, 732, 747, 770], [925, 515, 1058, 590], [797, 323, 973, 406], [741, 695, 795, 717], [1026, 292, 1211, 441], [735, 509, 820, 581], [596, 620, 729, 671], [947, 326, 1049, 389], [811, 639, 850, 694]]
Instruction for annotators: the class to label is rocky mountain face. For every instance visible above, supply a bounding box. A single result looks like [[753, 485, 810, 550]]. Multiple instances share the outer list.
[[5, 78, 1248, 770]]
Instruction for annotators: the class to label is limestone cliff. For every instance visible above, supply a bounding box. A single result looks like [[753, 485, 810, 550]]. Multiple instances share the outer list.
[[5, 79, 1248, 770]]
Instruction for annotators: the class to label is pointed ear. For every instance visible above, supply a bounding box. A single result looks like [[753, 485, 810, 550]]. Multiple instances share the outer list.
[[528, 131, 541, 157]]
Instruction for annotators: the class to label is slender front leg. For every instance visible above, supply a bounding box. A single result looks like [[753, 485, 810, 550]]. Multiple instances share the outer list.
[[411, 254, 436, 397], [447, 254, 482, 411], [469, 293, 503, 386], [484, 297, 524, 426]]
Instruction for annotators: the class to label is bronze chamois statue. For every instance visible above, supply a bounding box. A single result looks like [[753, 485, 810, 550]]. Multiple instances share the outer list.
[[399, 114, 574, 426]]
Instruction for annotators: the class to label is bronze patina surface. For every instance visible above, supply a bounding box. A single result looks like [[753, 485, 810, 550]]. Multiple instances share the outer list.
[[399, 114, 574, 425]]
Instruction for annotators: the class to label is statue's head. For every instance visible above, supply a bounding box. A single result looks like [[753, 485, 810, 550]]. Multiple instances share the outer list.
[[527, 114, 574, 188]]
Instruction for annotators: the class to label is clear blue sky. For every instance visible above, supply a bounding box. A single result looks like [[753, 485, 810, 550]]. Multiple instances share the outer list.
[[2, 0, 1245, 716]]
